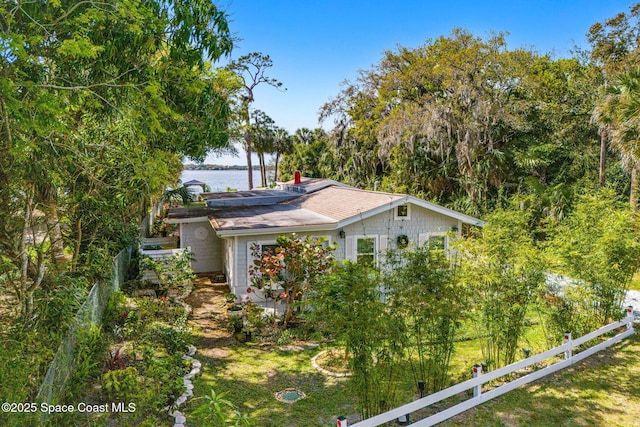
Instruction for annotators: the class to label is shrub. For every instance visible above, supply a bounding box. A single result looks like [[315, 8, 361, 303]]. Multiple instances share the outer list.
[[458, 204, 546, 369], [33, 274, 88, 336], [550, 190, 640, 326], [102, 291, 128, 337], [384, 245, 468, 394], [145, 322, 191, 355], [192, 389, 253, 427], [102, 366, 140, 402], [65, 325, 106, 401]]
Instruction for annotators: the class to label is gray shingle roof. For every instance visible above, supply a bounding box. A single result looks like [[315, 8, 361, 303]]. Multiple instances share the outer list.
[[286, 186, 404, 221], [166, 178, 484, 234], [210, 204, 335, 231]]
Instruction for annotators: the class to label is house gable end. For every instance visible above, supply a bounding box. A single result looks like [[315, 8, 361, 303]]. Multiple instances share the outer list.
[[337, 196, 484, 228]]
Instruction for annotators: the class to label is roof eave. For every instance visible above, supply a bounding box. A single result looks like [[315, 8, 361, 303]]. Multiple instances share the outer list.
[[214, 223, 336, 238], [336, 196, 485, 228], [405, 196, 485, 226], [164, 216, 210, 224]]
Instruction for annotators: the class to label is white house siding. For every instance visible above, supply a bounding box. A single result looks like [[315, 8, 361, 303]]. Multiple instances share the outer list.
[[180, 222, 223, 273], [233, 231, 338, 299], [229, 203, 457, 295], [339, 203, 457, 260]]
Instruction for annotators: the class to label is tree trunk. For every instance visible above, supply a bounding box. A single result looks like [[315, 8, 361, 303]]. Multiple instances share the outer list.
[[244, 127, 253, 190], [45, 201, 67, 271], [258, 152, 267, 187], [599, 131, 606, 188], [1, 97, 12, 149], [71, 218, 82, 272], [274, 152, 280, 182], [631, 166, 638, 211], [19, 201, 30, 317]]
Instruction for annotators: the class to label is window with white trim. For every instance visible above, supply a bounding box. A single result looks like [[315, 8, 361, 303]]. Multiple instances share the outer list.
[[395, 204, 410, 220], [356, 237, 376, 266], [418, 232, 448, 250], [260, 243, 279, 254], [428, 235, 446, 250]]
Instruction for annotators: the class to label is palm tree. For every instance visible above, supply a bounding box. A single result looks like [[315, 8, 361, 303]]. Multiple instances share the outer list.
[[294, 127, 314, 145], [272, 127, 292, 182], [250, 110, 276, 187], [594, 69, 640, 210]]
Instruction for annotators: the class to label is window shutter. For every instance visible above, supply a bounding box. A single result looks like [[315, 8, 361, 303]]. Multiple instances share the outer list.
[[378, 235, 388, 266], [379, 235, 388, 253], [345, 236, 355, 261]]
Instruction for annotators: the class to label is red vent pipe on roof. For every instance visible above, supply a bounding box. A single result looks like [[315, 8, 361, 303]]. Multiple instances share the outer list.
[[294, 170, 301, 184]]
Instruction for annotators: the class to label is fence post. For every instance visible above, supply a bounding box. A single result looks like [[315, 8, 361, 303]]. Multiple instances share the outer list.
[[564, 332, 572, 360], [472, 364, 482, 397], [337, 415, 348, 427], [626, 306, 634, 330]]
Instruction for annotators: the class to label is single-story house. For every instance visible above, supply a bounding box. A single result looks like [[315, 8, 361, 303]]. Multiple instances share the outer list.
[[164, 176, 484, 302]]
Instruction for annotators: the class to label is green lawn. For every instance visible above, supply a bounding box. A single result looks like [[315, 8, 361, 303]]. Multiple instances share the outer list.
[[442, 332, 640, 426], [185, 344, 353, 426], [182, 317, 578, 426], [183, 300, 637, 426]]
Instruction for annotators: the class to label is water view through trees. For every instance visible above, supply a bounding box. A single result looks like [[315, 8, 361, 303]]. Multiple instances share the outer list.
[[180, 169, 262, 192]]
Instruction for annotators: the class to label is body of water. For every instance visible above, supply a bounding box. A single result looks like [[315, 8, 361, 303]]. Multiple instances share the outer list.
[[180, 169, 264, 192]]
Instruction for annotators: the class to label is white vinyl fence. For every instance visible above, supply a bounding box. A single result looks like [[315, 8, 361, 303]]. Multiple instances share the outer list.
[[340, 307, 635, 427]]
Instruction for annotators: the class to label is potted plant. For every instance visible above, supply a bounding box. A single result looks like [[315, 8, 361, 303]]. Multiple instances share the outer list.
[[241, 302, 266, 342], [224, 293, 244, 317], [227, 315, 243, 333]]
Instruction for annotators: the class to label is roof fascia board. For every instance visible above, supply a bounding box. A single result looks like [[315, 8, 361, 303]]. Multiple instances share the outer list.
[[337, 197, 409, 228], [164, 216, 210, 224], [215, 224, 336, 238], [336, 196, 484, 228], [405, 196, 486, 226]]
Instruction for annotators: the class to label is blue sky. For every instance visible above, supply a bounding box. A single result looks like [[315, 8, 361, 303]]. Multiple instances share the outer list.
[[205, 0, 634, 165]]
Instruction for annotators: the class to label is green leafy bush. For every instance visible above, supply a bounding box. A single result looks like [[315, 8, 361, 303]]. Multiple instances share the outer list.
[[34, 274, 88, 335], [65, 325, 106, 401], [192, 389, 253, 427], [550, 190, 640, 326], [102, 366, 140, 402], [102, 291, 128, 337], [385, 245, 468, 394], [458, 203, 546, 369], [146, 322, 191, 355]]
